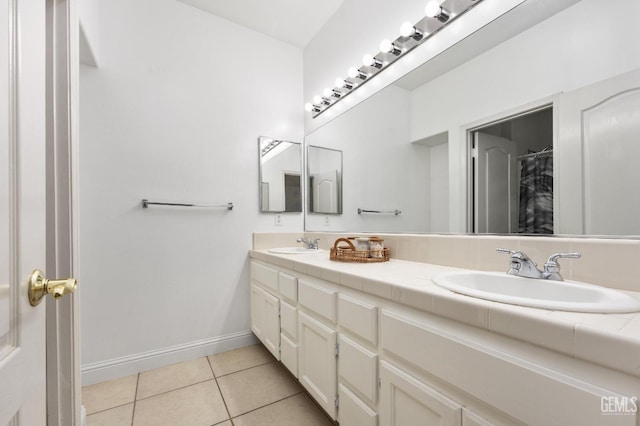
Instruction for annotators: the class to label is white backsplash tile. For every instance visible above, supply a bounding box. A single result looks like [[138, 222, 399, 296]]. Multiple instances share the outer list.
[[254, 232, 640, 293]]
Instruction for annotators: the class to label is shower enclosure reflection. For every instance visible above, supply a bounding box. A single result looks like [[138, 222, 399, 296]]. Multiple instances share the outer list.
[[471, 107, 553, 234]]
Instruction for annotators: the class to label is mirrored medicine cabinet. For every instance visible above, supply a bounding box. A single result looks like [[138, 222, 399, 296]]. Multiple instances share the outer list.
[[258, 136, 302, 213]]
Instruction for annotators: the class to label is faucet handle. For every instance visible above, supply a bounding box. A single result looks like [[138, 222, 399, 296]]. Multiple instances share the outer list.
[[496, 248, 516, 255], [496, 248, 534, 263], [546, 252, 581, 263], [543, 252, 581, 280]]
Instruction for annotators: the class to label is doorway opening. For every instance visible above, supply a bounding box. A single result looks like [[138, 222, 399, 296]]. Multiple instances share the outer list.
[[470, 106, 553, 234]]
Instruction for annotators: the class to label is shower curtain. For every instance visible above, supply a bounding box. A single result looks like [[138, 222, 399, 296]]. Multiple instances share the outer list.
[[518, 156, 553, 234]]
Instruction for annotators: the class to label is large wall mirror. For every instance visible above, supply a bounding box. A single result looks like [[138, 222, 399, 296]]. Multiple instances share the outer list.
[[259, 136, 302, 213], [304, 0, 640, 237]]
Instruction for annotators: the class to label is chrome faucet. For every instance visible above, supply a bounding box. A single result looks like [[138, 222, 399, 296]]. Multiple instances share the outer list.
[[297, 238, 320, 250], [496, 248, 581, 281]]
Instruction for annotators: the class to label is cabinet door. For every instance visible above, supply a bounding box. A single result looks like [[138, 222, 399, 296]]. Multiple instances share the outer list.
[[280, 333, 298, 378], [298, 311, 337, 420], [262, 290, 281, 360], [339, 383, 378, 426], [338, 334, 378, 406], [250, 284, 264, 340], [462, 408, 495, 426], [380, 360, 462, 426]]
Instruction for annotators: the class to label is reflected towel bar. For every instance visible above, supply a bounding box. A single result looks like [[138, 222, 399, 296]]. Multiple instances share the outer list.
[[142, 199, 233, 210], [358, 208, 401, 215]]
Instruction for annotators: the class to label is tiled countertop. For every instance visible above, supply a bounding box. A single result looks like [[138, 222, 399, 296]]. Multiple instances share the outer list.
[[249, 249, 640, 379]]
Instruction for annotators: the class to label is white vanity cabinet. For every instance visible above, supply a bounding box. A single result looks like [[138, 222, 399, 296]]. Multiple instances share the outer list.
[[249, 284, 280, 360], [279, 271, 299, 377], [297, 278, 339, 420], [250, 256, 639, 426], [336, 293, 380, 426], [379, 360, 462, 426], [250, 262, 300, 372]]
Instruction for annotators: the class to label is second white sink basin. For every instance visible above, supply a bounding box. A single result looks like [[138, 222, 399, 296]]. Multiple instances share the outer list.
[[432, 271, 640, 313], [268, 247, 326, 254]]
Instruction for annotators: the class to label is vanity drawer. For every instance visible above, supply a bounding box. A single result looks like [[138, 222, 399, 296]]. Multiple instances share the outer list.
[[280, 300, 297, 339], [338, 334, 378, 406], [298, 279, 336, 323], [339, 294, 378, 346], [279, 272, 298, 302], [281, 333, 298, 378], [251, 261, 278, 292]]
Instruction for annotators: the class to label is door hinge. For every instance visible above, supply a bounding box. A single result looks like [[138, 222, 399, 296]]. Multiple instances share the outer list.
[[471, 146, 478, 158], [334, 395, 340, 409], [334, 343, 340, 358], [378, 377, 381, 388]]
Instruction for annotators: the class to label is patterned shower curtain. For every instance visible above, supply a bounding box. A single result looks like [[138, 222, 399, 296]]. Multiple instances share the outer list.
[[518, 156, 553, 234]]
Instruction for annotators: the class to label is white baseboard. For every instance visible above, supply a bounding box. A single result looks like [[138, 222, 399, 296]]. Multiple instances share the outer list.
[[81, 330, 257, 386]]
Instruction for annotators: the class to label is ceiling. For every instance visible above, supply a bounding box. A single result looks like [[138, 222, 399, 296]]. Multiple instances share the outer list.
[[176, 0, 345, 48]]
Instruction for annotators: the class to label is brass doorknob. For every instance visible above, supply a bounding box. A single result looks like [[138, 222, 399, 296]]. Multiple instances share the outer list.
[[28, 269, 77, 306]]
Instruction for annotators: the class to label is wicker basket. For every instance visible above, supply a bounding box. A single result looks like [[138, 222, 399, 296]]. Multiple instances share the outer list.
[[329, 238, 390, 263]]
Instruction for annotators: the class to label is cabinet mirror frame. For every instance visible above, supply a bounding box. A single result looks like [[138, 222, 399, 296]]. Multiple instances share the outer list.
[[258, 136, 303, 213]]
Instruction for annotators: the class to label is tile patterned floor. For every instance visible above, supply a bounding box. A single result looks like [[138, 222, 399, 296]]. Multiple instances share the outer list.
[[82, 344, 334, 426]]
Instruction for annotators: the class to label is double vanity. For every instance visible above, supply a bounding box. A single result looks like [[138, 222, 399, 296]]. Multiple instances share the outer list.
[[250, 240, 640, 425]]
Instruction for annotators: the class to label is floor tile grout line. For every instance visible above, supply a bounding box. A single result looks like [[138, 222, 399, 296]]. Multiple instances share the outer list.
[[134, 376, 218, 402], [84, 401, 135, 417], [229, 390, 304, 420], [207, 356, 233, 425], [131, 373, 140, 426], [213, 359, 275, 379]]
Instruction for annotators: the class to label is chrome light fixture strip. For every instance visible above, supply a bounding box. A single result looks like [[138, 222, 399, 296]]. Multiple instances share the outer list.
[[308, 0, 484, 119]]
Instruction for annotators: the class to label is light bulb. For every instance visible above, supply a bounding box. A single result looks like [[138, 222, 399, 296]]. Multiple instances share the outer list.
[[400, 21, 424, 40], [335, 77, 345, 87], [425, 0, 441, 17], [380, 39, 402, 56], [347, 67, 359, 79], [362, 54, 374, 67], [426, 0, 450, 22], [400, 22, 415, 37], [304, 103, 313, 112], [323, 88, 333, 97], [313, 95, 322, 104]]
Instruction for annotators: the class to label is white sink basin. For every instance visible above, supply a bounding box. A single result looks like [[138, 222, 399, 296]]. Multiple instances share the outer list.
[[268, 247, 326, 254], [432, 271, 640, 313]]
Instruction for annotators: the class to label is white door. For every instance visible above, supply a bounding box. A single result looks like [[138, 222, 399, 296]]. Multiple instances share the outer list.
[[1, 1, 48, 424], [474, 132, 519, 233], [312, 170, 339, 213], [557, 68, 640, 235]]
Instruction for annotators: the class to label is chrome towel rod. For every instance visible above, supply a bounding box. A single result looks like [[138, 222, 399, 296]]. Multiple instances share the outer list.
[[358, 208, 401, 216], [142, 199, 233, 210]]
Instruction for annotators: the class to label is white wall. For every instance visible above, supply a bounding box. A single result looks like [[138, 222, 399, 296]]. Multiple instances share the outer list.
[[79, 0, 100, 65], [79, 0, 303, 383], [408, 0, 640, 231], [429, 143, 449, 232]]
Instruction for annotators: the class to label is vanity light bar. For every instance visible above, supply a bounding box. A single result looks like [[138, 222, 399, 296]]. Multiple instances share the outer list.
[[306, 0, 484, 118]]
